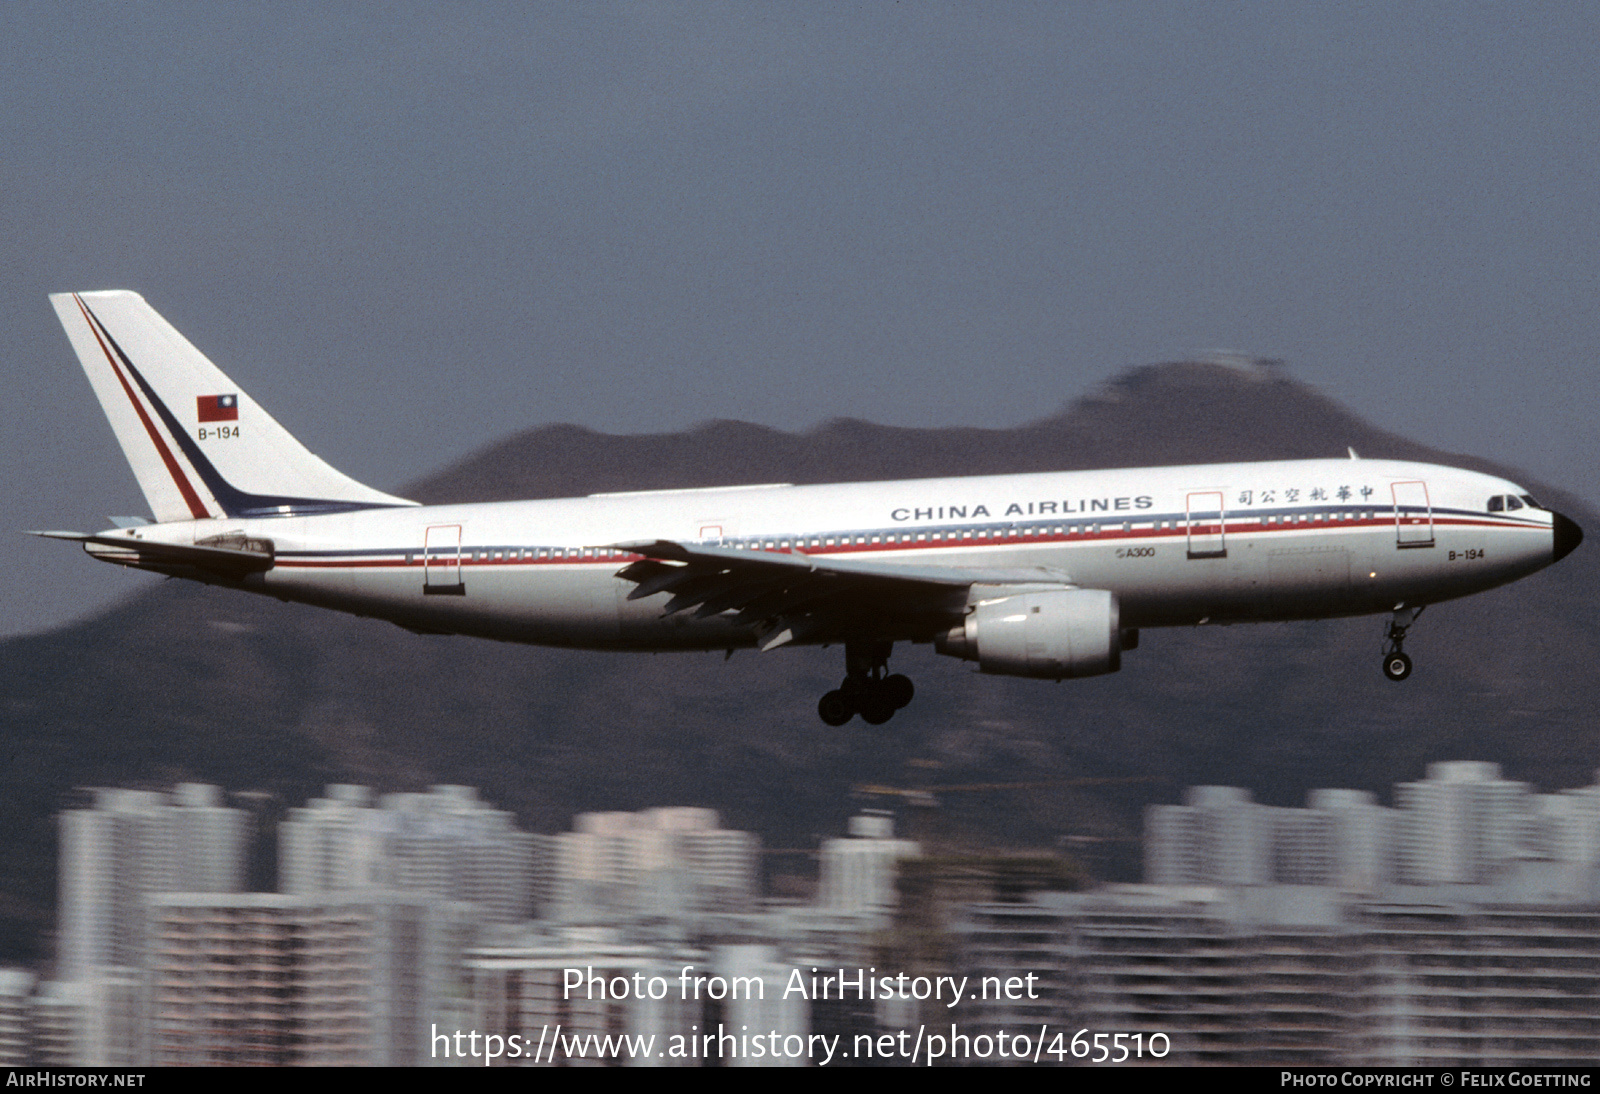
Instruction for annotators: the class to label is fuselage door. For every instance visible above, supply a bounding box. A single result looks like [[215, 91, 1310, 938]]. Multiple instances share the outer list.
[[1186, 491, 1227, 559], [695, 519, 738, 547], [424, 524, 465, 594], [1391, 481, 1434, 548]]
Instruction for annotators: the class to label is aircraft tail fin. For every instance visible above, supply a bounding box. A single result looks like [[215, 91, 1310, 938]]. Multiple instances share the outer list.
[[50, 291, 416, 522]]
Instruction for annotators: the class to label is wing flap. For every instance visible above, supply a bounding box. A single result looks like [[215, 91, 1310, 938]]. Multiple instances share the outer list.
[[614, 539, 1073, 587], [609, 538, 1077, 646]]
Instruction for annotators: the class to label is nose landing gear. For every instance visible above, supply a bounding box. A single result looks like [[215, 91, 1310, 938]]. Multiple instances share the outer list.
[[818, 640, 915, 725], [1382, 606, 1423, 682]]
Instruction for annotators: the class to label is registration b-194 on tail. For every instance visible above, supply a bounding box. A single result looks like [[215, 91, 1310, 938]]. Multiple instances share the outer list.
[[35, 291, 1583, 724]]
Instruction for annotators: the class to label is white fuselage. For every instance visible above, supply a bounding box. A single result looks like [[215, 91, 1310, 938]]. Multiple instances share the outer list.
[[118, 457, 1561, 651]]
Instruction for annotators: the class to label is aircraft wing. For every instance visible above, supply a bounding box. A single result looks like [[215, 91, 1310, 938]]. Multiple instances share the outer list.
[[611, 539, 1075, 650]]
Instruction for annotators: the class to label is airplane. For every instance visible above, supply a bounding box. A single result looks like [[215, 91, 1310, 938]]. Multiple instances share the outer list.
[[33, 291, 1583, 725]]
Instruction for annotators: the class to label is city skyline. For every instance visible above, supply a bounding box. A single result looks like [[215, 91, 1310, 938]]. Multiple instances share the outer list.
[[17, 769, 1600, 1066]]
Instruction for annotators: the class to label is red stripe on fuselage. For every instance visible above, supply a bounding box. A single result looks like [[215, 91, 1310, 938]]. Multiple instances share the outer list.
[[267, 514, 1544, 570]]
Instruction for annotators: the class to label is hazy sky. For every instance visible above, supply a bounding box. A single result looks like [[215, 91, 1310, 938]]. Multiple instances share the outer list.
[[4, 4, 1598, 636]]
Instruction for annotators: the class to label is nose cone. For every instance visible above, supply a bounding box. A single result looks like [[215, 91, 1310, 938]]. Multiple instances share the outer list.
[[1553, 511, 1584, 562]]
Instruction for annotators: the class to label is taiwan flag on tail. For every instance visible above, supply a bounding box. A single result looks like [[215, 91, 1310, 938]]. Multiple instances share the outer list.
[[197, 394, 238, 422]]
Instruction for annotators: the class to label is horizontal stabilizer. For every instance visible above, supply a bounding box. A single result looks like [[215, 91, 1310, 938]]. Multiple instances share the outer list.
[[27, 529, 274, 579]]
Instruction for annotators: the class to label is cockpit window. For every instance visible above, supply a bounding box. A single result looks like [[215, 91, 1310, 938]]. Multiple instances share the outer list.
[[1490, 493, 1544, 513]]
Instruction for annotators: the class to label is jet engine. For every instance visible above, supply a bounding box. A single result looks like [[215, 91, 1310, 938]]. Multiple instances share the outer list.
[[934, 588, 1123, 679]]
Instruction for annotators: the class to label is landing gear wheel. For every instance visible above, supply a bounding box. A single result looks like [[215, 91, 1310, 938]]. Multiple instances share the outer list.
[[1379, 606, 1422, 684], [858, 690, 897, 725], [882, 674, 914, 710], [1383, 652, 1413, 682], [815, 640, 915, 725], [818, 690, 854, 726]]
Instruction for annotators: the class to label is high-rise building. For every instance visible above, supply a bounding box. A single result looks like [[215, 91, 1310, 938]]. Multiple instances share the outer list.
[[0, 970, 33, 1066], [468, 924, 702, 1067], [1304, 789, 1393, 893], [1531, 775, 1600, 867], [28, 980, 83, 1066], [467, 924, 844, 1067], [553, 808, 758, 920], [1150, 787, 1397, 891], [58, 784, 247, 980], [955, 883, 1600, 1067], [1395, 762, 1532, 884], [80, 967, 144, 1067], [147, 892, 472, 1066], [818, 812, 920, 913], [1146, 786, 1271, 885], [1354, 902, 1600, 1065], [702, 944, 810, 1068], [280, 784, 536, 923]]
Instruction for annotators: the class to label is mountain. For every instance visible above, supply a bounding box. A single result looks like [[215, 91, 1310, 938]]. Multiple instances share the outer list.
[[2, 359, 1595, 964]]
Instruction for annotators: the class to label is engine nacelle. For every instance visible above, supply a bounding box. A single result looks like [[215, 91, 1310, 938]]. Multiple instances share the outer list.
[[934, 588, 1122, 679]]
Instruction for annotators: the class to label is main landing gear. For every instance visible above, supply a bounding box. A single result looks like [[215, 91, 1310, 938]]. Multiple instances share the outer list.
[[818, 640, 915, 726], [1382, 606, 1423, 682]]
